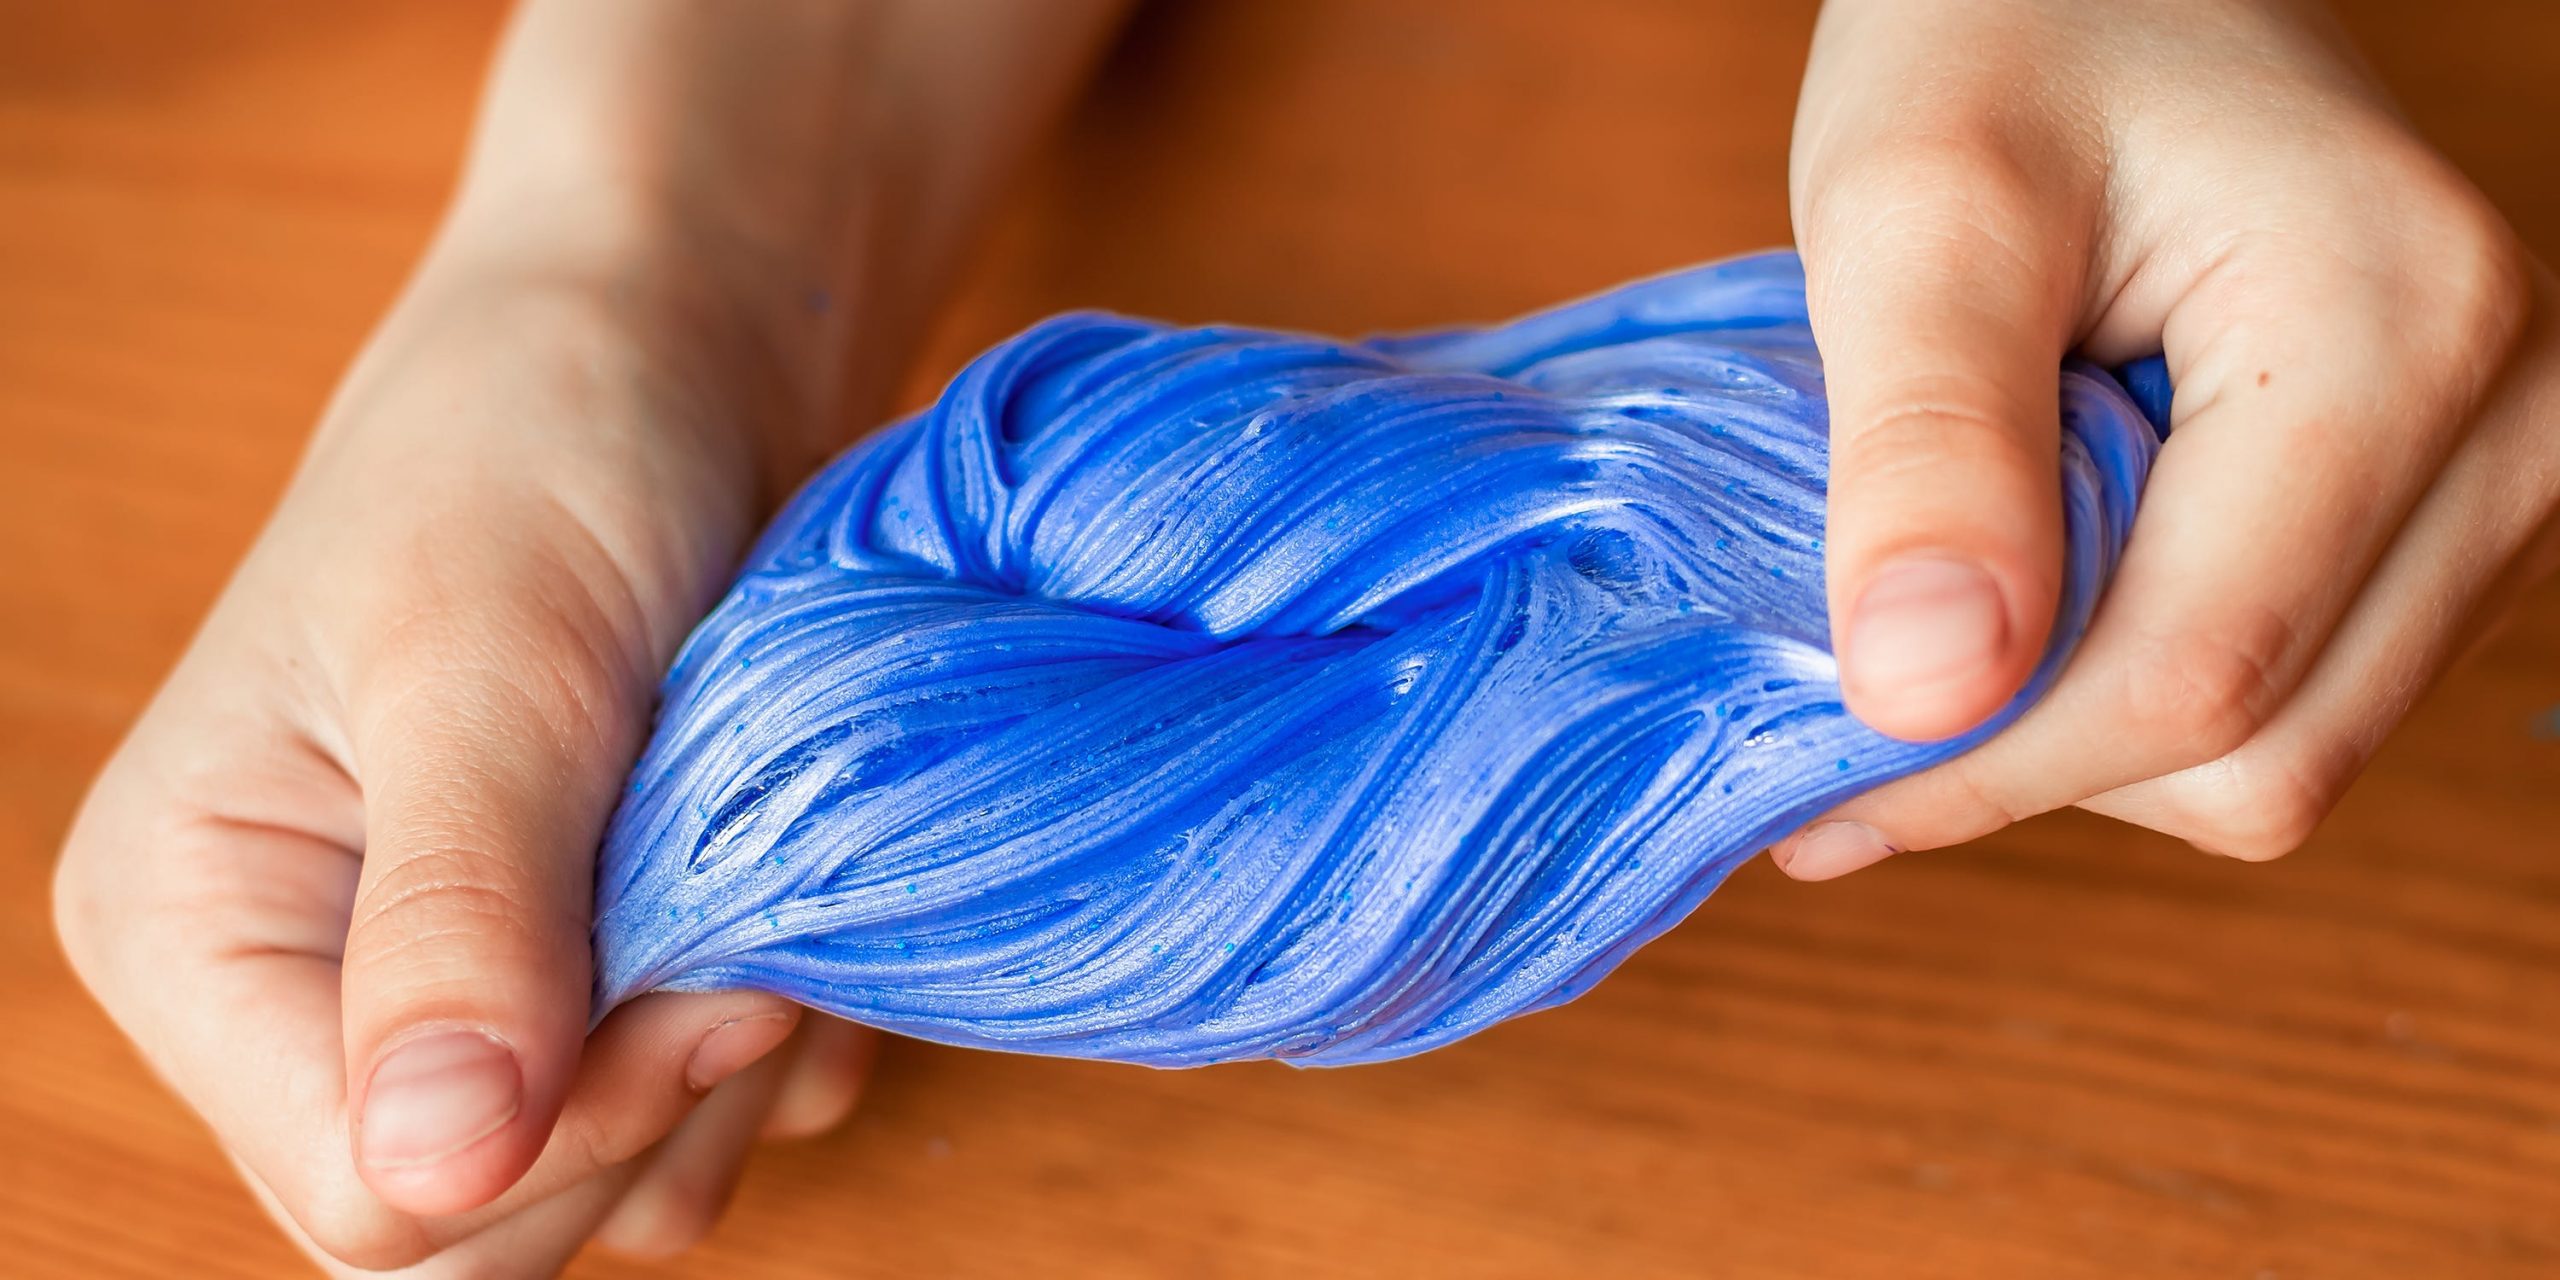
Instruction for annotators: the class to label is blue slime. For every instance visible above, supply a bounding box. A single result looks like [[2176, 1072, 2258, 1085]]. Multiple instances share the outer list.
[[593, 251, 2166, 1066]]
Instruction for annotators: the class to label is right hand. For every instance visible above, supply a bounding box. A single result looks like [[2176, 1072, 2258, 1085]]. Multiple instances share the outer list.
[[1772, 0, 2560, 877], [53, 229, 875, 1274]]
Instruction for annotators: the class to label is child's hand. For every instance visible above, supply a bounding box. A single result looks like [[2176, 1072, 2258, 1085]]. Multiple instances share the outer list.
[[51, 1, 1122, 1270], [51, 238, 876, 1273], [1774, 0, 2560, 878]]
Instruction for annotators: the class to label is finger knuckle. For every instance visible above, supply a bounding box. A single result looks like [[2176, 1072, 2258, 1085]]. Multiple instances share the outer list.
[[343, 851, 543, 972], [362, 601, 625, 757], [1844, 386, 2041, 483], [291, 1183, 432, 1273], [2159, 751, 2338, 862], [1938, 761, 2035, 838], [50, 753, 153, 994], [49, 833, 112, 992], [350, 531, 651, 761], [1812, 126, 2050, 242], [765, 1102, 850, 1142], [439, 1256, 544, 1280], [2113, 614, 2293, 764], [2420, 196, 2532, 355], [2352, 126, 2534, 336], [774, 1075, 864, 1141], [600, 1189, 722, 1260], [2216, 137, 2530, 367], [548, 1093, 650, 1178]]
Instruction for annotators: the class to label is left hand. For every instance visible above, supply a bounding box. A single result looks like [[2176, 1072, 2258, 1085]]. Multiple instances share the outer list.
[[1773, 0, 2560, 878]]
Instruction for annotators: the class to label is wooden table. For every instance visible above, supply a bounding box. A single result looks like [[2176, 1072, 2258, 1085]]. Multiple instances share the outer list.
[[5, 3, 2557, 1276]]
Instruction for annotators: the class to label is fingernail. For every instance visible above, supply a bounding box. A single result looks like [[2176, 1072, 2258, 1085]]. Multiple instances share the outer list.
[[1774, 821, 1900, 881], [360, 1030, 521, 1171], [1846, 555, 2009, 698], [686, 1013, 796, 1094]]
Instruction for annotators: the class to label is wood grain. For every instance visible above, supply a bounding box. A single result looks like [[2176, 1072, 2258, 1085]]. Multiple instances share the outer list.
[[3, 3, 2556, 1276]]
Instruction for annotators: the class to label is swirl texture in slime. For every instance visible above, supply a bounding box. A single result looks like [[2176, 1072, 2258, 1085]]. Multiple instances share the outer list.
[[594, 252, 2166, 1066]]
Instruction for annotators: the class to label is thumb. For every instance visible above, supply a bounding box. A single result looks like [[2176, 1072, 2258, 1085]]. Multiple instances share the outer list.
[[335, 596, 742, 1218], [1797, 134, 2090, 741]]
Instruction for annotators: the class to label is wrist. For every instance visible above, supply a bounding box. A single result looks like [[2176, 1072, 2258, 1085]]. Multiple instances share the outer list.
[[420, 177, 866, 499]]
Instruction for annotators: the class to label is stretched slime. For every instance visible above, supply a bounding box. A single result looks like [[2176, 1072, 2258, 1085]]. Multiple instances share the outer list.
[[593, 251, 2166, 1066]]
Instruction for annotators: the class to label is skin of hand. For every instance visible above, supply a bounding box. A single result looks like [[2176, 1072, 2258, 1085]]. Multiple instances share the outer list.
[[1774, 0, 2560, 879], [51, 0, 1126, 1274]]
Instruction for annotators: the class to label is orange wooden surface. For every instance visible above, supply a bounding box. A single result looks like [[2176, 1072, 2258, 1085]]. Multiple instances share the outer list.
[[5, 3, 2560, 1276]]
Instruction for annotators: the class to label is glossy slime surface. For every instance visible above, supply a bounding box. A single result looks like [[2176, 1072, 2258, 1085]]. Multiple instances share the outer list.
[[593, 252, 2168, 1066]]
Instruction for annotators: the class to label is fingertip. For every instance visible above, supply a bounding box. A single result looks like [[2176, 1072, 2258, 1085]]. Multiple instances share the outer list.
[[592, 989, 803, 1078], [685, 1010, 800, 1095], [1838, 552, 2038, 740], [763, 1020, 878, 1142], [594, 1172, 728, 1261], [1770, 820, 1902, 881], [595, 1015, 804, 1261], [354, 1027, 538, 1217]]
